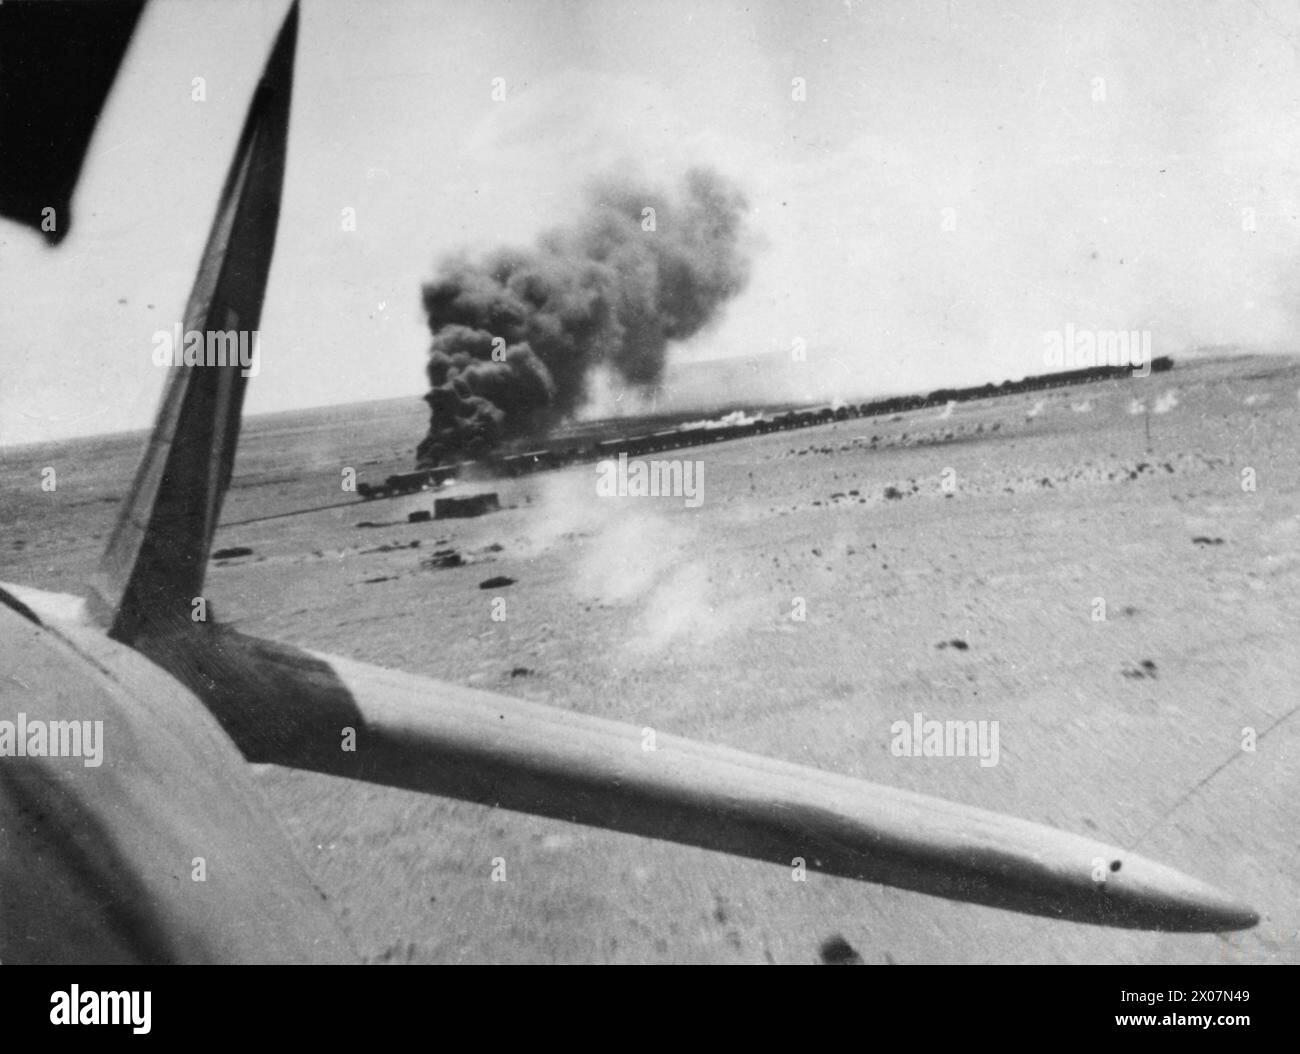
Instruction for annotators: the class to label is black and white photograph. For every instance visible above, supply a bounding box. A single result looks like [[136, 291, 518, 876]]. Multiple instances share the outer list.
[[0, 0, 1294, 987]]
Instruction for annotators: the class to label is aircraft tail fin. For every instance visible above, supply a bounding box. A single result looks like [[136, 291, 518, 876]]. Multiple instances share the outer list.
[[89, 3, 298, 642]]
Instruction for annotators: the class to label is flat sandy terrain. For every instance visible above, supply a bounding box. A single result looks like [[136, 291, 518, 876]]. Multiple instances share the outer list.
[[3, 354, 1297, 964]]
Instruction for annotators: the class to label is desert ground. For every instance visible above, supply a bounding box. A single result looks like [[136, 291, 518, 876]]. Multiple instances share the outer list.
[[2, 353, 1297, 964]]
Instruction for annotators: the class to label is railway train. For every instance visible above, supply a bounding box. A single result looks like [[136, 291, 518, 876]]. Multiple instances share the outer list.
[[355, 357, 1173, 500]]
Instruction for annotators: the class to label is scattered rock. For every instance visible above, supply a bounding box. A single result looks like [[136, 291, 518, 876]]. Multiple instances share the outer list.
[[937, 639, 969, 651], [421, 548, 463, 570], [1191, 536, 1224, 546], [361, 540, 420, 554], [407, 510, 431, 523], [510, 667, 533, 678], [1122, 659, 1159, 680], [212, 546, 253, 560], [883, 486, 903, 500], [479, 575, 516, 589]]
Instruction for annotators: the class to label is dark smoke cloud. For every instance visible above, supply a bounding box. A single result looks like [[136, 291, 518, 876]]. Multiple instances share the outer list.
[[417, 167, 751, 465]]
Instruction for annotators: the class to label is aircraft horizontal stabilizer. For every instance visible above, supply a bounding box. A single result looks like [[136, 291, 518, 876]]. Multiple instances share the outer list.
[[127, 620, 1258, 934]]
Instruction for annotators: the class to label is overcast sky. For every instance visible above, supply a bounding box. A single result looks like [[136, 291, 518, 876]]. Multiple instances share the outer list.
[[3, 0, 1298, 446]]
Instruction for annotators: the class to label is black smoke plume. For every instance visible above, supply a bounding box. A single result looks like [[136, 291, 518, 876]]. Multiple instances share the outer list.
[[417, 167, 751, 465]]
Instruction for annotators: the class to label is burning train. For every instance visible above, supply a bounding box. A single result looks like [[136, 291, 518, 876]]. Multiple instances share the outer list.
[[355, 356, 1173, 500]]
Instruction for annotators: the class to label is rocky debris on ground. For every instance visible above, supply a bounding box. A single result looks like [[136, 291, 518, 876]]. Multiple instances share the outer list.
[[361, 540, 420, 554], [212, 546, 253, 559], [416, 542, 504, 572], [479, 575, 516, 589], [1121, 659, 1159, 680]]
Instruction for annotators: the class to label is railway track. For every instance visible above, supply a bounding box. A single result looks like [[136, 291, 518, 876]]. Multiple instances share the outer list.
[[356, 357, 1173, 500]]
